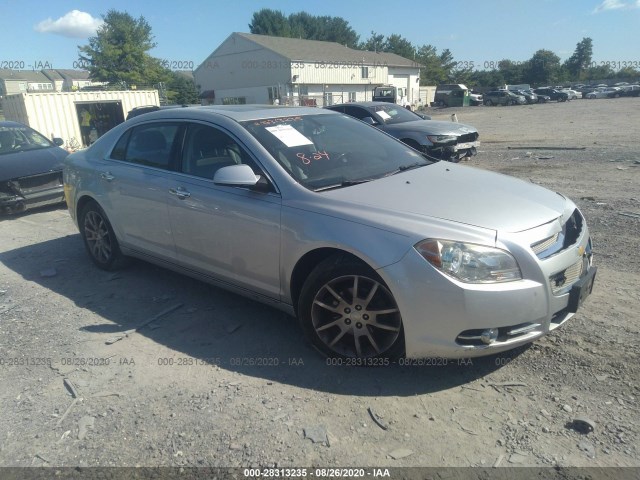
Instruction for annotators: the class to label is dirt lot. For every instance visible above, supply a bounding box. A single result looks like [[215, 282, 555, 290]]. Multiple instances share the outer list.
[[0, 98, 638, 473]]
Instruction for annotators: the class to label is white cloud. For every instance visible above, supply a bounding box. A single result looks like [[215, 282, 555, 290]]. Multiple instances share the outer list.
[[35, 10, 103, 38], [592, 0, 639, 12]]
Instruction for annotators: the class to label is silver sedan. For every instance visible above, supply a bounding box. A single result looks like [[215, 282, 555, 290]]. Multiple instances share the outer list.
[[63, 106, 596, 360]]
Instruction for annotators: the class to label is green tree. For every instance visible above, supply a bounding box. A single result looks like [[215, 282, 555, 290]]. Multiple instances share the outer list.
[[249, 9, 359, 47], [360, 32, 415, 59], [78, 10, 169, 85], [313, 15, 359, 47], [584, 64, 615, 81], [166, 72, 199, 105], [415, 44, 450, 85], [563, 38, 593, 80], [498, 59, 526, 85], [359, 31, 386, 52], [248, 9, 291, 37], [614, 66, 640, 79], [383, 34, 416, 60], [469, 69, 505, 88], [526, 49, 562, 86]]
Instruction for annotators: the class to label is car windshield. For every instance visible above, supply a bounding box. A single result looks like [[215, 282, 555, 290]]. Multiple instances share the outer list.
[[368, 104, 424, 125], [241, 113, 431, 191], [0, 125, 54, 156]]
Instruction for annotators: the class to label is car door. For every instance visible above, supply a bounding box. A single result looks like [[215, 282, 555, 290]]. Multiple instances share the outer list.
[[98, 122, 182, 260], [166, 122, 282, 300]]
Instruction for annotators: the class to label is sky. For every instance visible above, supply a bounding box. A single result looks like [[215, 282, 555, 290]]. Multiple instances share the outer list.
[[1, 0, 639, 71]]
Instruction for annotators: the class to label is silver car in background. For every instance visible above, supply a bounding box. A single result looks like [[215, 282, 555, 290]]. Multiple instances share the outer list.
[[64, 106, 596, 360]]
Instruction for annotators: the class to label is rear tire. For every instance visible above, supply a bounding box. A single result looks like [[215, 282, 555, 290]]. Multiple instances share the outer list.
[[79, 201, 129, 271]]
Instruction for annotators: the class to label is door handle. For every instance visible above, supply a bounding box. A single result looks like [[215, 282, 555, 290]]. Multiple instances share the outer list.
[[169, 187, 191, 199], [100, 172, 115, 181]]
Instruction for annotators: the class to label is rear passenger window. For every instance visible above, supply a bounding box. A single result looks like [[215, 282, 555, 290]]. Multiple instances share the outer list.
[[120, 124, 180, 169]]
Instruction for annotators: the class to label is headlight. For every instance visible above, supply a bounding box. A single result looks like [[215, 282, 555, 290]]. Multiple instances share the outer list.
[[415, 239, 522, 283], [427, 135, 457, 143]]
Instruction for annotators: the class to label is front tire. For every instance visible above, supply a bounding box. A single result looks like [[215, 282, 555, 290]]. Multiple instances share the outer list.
[[79, 201, 128, 271], [298, 256, 404, 360]]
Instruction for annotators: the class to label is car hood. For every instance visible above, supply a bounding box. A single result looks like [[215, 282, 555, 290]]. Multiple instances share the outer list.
[[382, 120, 477, 136], [0, 146, 68, 181], [319, 162, 567, 234]]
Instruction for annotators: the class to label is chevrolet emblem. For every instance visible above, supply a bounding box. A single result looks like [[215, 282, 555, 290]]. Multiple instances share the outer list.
[[577, 246, 585, 257]]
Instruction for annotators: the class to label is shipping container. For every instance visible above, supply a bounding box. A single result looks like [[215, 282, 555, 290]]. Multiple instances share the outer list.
[[1, 90, 159, 149]]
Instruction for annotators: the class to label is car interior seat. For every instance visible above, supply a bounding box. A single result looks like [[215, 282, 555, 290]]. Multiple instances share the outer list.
[[187, 129, 240, 179], [127, 130, 169, 167], [0, 130, 16, 153]]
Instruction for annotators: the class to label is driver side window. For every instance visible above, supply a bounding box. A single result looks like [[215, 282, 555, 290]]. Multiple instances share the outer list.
[[182, 124, 261, 180]]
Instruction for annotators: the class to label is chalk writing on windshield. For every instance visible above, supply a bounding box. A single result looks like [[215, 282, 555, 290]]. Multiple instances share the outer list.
[[296, 150, 330, 165]]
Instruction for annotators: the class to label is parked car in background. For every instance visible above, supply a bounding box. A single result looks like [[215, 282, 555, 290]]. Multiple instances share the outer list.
[[325, 102, 479, 162], [0, 121, 68, 214], [483, 90, 526, 106], [63, 105, 596, 360], [512, 89, 539, 104], [533, 88, 570, 102], [126, 104, 199, 121], [619, 85, 640, 97], [530, 91, 551, 103], [560, 88, 580, 100], [576, 86, 596, 97], [585, 87, 622, 99], [469, 91, 483, 106]]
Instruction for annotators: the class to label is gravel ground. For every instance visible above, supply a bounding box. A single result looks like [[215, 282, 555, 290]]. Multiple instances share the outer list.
[[0, 98, 638, 473]]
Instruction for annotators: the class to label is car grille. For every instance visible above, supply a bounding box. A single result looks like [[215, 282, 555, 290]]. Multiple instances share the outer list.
[[549, 259, 584, 295], [457, 132, 478, 143], [10, 172, 62, 195], [531, 209, 583, 259]]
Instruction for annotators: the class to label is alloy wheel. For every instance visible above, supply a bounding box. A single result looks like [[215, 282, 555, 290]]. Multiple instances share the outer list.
[[310, 274, 402, 358]]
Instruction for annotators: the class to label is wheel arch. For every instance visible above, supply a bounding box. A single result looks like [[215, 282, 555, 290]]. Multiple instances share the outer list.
[[76, 194, 99, 220], [289, 248, 372, 313]]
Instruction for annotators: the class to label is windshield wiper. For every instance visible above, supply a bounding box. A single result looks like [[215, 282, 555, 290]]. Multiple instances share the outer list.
[[386, 161, 429, 176], [313, 179, 373, 192]]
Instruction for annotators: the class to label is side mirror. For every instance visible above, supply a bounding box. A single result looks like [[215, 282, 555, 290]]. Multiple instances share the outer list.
[[362, 117, 377, 125], [53, 138, 64, 146], [213, 164, 259, 187], [418, 114, 432, 120]]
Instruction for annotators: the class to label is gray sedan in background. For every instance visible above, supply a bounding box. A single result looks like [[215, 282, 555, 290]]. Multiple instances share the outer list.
[[325, 102, 479, 162], [64, 106, 596, 360]]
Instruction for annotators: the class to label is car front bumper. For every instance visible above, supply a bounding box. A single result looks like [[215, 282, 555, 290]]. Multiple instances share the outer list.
[[378, 213, 594, 359], [454, 141, 480, 153], [1, 173, 64, 214]]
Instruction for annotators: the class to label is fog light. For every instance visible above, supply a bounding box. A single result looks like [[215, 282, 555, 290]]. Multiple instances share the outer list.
[[480, 328, 498, 345]]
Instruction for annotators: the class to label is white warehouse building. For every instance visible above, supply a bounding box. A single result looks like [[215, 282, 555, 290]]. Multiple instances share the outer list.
[[194, 33, 421, 108]]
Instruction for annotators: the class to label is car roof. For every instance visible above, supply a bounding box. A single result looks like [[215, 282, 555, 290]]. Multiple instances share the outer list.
[[128, 105, 335, 122], [326, 101, 396, 108], [0, 121, 29, 129]]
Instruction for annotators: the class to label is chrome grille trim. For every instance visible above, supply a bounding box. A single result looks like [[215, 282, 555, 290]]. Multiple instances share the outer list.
[[550, 259, 584, 295], [531, 209, 583, 259], [531, 233, 559, 255]]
